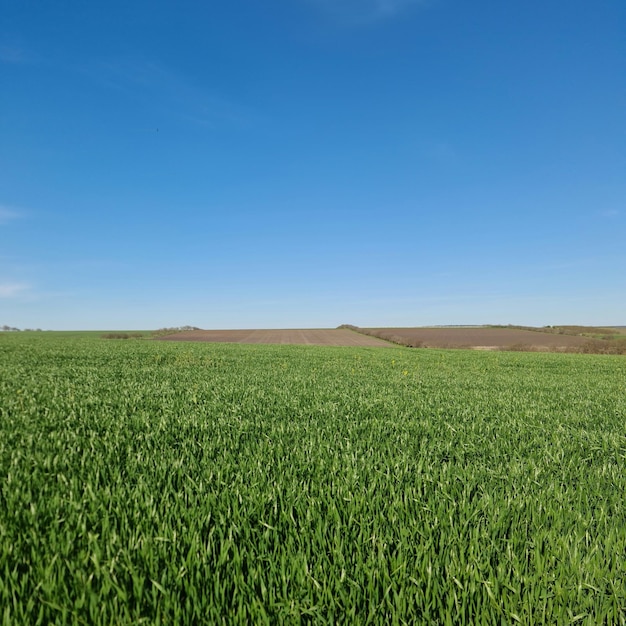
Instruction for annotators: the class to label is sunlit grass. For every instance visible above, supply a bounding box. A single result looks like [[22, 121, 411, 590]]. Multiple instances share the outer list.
[[1, 334, 625, 624]]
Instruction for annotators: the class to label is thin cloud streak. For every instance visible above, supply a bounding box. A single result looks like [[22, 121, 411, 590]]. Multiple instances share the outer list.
[[0, 44, 29, 64], [373, 0, 428, 16], [93, 57, 257, 129], [0, 282, 30, 298], [307, 0, 429, 23], [0, 206, 22, 224]]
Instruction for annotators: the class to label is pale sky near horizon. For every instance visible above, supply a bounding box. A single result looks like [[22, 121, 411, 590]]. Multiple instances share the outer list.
[[1, 0, 625, 330]]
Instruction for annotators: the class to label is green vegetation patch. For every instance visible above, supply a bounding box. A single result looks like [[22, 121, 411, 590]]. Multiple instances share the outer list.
[[1, 334, 626, 624]]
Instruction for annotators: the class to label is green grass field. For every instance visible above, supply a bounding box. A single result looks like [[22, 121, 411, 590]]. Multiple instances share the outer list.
[[1, 333, 625, 624]]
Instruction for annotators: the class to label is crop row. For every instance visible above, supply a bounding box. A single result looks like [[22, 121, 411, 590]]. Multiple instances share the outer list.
[[1, 334, 625, 624]]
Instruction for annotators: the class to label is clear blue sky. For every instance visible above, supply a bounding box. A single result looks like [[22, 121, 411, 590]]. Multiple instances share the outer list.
[[1, 0, 625, 329]]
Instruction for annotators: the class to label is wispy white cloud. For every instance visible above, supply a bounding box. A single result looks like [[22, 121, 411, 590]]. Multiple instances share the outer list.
[[600, 209, 620, 218], [372, 0, 428, 17], [0, 282, 30, 298], [0, 44, 29, 64], [93, 57, 258, 129], [0, 206, 22, 224], [0, 37, 40, 65], [306, 0, 429, 23], [423, 141, 457, 164]]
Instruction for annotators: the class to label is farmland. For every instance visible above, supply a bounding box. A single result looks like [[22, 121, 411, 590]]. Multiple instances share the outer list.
[[1, 333, 626, 624], [357, 327, 592, 350], [159, 328, 394, 347], [157, 325, 626, 353]]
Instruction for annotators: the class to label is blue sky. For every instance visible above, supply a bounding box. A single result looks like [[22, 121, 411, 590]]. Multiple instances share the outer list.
[[1, 0, 625, 329]]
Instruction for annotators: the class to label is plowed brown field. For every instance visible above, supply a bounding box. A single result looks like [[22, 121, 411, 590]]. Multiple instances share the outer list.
[[158, 329, 395, 347], [362, 327, 591, 350], [157, 327, 611, 350]]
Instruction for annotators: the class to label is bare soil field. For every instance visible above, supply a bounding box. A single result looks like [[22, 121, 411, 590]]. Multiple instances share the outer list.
[[158, 328, 395, 347], [157, 326, 625, 352], [360, 327, 592, 350]]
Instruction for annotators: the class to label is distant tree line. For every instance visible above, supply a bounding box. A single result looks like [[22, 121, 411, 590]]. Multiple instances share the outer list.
[[1, 325, 43, 332], [103, 326, 202, 339], [151, 326, 201, 337]]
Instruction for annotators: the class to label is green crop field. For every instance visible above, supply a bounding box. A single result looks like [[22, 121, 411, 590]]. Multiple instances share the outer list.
[[1, 333, 626, 624]]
